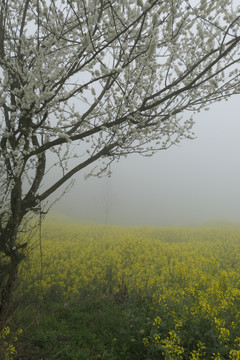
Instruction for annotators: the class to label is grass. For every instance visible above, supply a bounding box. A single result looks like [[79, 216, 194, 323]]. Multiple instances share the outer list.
[[11, 294, 153, 360]]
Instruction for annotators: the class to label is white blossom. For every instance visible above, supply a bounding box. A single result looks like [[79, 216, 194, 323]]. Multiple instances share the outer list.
[[0, 0, 239, 232]]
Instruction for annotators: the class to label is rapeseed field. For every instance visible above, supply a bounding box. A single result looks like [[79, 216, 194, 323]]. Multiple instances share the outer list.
[[13, 222, 240, 359]]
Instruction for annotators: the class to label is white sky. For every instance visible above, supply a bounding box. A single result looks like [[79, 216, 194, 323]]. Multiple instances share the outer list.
[[53, 95, 240, 226]]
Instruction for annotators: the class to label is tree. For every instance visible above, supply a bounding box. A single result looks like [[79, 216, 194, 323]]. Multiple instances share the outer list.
[[0, 0, 240, 322]]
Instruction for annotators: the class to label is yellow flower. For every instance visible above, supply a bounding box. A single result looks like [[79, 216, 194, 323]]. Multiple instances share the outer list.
[[142, 337, 149, 345], [153, 333, 161, 345], [229, 349, 240, 360], [153, 315, 162, 328], [211, 352, 221, 360]]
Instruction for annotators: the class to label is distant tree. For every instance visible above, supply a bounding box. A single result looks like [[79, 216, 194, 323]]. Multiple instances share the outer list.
[[0, 0, 240, 322]]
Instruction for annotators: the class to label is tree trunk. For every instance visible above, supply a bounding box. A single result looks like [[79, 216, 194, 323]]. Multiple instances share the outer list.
[[0, 254, 20, 326], [0, 218, 26, 327]]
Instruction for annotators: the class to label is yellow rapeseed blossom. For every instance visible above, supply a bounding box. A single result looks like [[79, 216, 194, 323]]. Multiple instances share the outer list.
[[214, 317, 230, 345], [229, 349, 240, 360], [153, 333, 161, 345], [0, 326, 21, 360], [153, 315, 162, 328], [16, 222, 240, 359], [1, 326, 10, 338], [211, 352, 221, 360], [161, 330, 184, 359], [142, 337, 149, 345], [189, 342, 206, 360]]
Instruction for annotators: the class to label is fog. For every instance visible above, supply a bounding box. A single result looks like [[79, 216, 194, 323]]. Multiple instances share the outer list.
[[52, 95, 240, 226]]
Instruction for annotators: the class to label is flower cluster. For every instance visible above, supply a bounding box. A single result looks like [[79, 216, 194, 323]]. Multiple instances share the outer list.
[[0, 327, 22, 360]]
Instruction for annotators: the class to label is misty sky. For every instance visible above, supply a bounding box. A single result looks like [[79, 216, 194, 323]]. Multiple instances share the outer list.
[[52, 95, 240, 226]]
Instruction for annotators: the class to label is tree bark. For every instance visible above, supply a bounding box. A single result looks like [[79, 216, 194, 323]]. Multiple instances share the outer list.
[[0, 214, 26, 327], [0, 253, 20, 326]]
